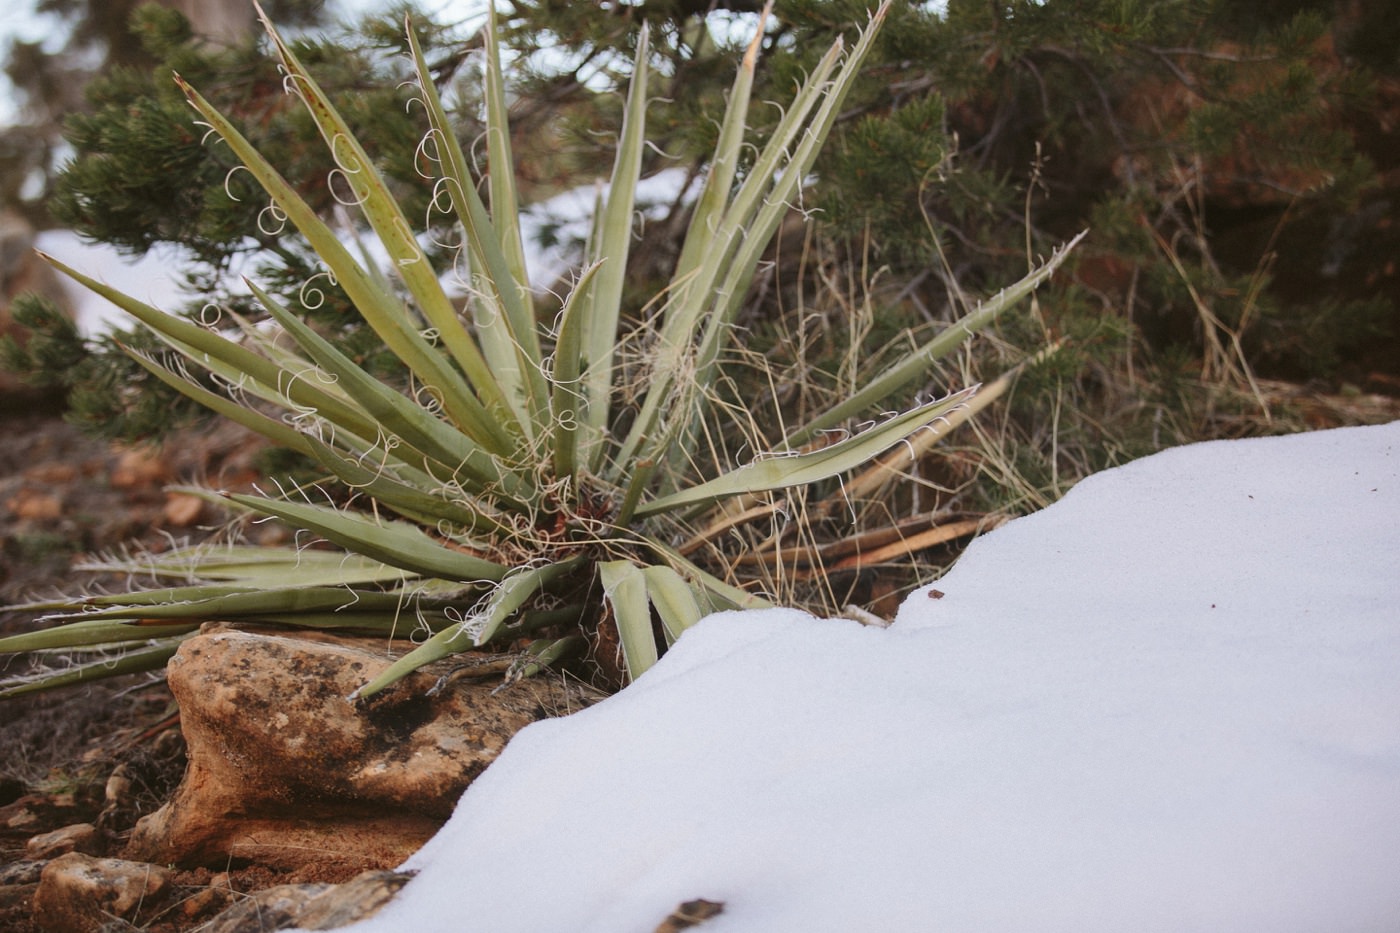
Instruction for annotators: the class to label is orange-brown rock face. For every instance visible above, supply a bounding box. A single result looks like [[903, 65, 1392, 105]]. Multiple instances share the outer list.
[[127, 623, 595, 874]]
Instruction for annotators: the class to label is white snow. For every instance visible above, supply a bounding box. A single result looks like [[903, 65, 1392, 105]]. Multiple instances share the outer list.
[[36, 202, 1397, 928], [34, 229, 188, 337], [323, 421, 1400, 931], [516, 168, 698, 291]]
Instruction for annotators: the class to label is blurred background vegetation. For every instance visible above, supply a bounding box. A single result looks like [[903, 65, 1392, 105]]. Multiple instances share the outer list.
[[2, 0, 1398, 608]]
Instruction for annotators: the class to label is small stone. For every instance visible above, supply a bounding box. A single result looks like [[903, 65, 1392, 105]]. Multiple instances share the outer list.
[[104, 773, 133, 807], [162, 492, 204, 526], [1, 793, 82, 833], [0, 860, 44, 885], [177, 884, 234, 921], [109, 448, 171, 489], [25, 822, 102, 859], [3, 806, 40, 832], [26, 462, 79, 484], [6, 489, 62, 520], [32, 853, 172, 932], [654, 898, 726, 932]]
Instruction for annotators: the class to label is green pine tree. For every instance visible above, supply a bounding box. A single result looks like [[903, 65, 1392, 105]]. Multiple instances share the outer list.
[[4, 0, 1397, 496]]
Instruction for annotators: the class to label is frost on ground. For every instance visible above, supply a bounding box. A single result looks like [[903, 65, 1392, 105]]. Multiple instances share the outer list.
[[323, 422, 1397, 932]]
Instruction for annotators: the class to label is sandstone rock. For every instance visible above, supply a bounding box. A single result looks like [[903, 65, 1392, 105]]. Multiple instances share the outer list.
[[127, 624, 597, 874], [25, 822, 101, 859], [32, 853, 172, 933], [1, 793, 86, 835], [201, 869, 412, 933], [290, 869, 412, 929], [201, 882, 327, 933], [0, 860, 44, 885]]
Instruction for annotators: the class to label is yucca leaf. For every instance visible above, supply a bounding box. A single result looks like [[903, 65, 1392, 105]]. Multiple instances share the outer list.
[[618, 3, 894, 478], [642, 564, 704, 644], [0, 640, 187, 700], [232, 611, 458, 635], [174, 75, 513, 452], [691, 3, 893, 385], [299, 438, 516, 534], [76, 546, 417, 587], [111, 285, 520, 535], [30, 584, 442, 625], [598, 560, 659, 679], [786, 231, 1087, 446], [658, 37, 845, 354], [645, 541, 774, 612], [39, 253, 384, 444], [634, 386, 976, 517], [548, 261, 604, 482], [221, 491, 509, 582], [123, 348, 330, 468], [350, 559, 578, 700], [611, 21, 855, 473], [246, 281, 535, 506], [253, 3, 517, 436], [580, 24, 650, 468], [837, 341, 1064, 506], [670, 2, 770, 287], [405, 14, 548, 433], [481, 6, 534, 321], [139, 315, 520, 531], [0, 618, 197, 652], [141, 322, 384, 451], [133, 342, 516, 530], [505, 634, 588, 682], [132, 344, 515, 529]]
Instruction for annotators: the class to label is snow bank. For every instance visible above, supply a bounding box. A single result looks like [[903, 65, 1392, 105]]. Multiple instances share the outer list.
[[324, 422, 1400, 932]]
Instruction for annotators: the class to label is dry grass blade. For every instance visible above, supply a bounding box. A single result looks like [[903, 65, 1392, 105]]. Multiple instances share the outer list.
[[825, 517, 991, 573], [635, 386, 976, 517]]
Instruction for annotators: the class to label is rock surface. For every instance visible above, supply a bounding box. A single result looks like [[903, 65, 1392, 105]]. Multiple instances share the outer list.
[[24, 823, 100, 860], [126, 624, 596, 874], [199, 869, 412, 933], [32, 852, 172, 932]]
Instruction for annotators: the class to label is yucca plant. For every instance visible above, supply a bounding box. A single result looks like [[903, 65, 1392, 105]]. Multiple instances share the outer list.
[[0, 1, 1080, 701]]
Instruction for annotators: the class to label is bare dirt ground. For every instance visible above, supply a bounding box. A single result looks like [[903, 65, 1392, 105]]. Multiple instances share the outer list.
[[0, 407, 215, 785], [0, 405, 296, 932]]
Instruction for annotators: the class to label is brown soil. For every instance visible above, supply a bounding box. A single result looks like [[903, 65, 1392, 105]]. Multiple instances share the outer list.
[[0, 407, 343, 931]]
